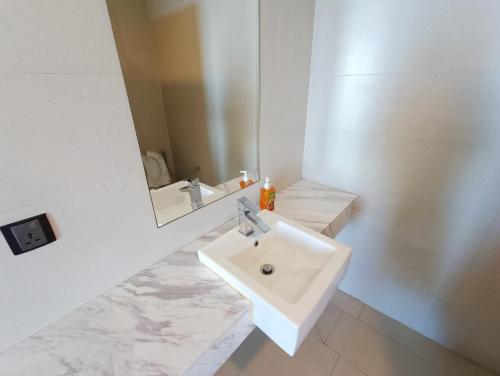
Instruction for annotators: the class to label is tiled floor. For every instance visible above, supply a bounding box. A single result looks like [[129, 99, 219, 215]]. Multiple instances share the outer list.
[[216, 291, 497, 376]]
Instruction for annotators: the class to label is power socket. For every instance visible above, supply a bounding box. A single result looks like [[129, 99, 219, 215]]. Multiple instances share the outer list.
[[1, 214, 56, 255]]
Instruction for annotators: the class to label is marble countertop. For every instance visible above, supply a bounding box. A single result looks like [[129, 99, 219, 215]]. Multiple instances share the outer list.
[[0, 179, 356, 376], [274, 179, 357, 238]]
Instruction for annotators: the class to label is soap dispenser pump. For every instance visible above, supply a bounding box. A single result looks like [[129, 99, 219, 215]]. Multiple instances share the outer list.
[[259, 177, 276, 211]]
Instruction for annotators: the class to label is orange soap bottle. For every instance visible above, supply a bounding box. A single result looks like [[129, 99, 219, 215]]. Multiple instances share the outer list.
[[239, 170, 254, 188], [259, 177, 276, 211]]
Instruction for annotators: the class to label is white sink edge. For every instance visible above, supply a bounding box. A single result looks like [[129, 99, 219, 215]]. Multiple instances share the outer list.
[[199, 211, 351, 325]]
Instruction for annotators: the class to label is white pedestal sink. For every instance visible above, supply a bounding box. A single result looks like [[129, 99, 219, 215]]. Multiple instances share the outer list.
[[198, 210, 351, 355]]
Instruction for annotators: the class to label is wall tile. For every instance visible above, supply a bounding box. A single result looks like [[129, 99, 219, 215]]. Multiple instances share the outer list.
[[0, 175, 155, 351], [259, 0, 314, 189], [417, 212, 500, 372], [313, 0, 448, 76], [437, 0, 500, 71], [0, 0, 121, 74], [305, 1, 500, 373], [307, 74, 398, 136], [431, 71, 500, 149], [0, 73, 141, 213]]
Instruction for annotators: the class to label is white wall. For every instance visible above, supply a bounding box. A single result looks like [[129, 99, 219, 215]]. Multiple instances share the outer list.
[[260, 0, 315, 190], [303, 0, 500, 372], [0, 0, 313, 353]]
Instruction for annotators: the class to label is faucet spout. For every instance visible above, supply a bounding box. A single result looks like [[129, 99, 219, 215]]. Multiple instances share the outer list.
[[179, 178, 203, 209], [245, 210, 271, 233], [237, 196, 271, 236]]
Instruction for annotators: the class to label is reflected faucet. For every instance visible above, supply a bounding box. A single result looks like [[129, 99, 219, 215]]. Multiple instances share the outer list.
[[179, 178, 203, 210], [237, 196, 271, 236]]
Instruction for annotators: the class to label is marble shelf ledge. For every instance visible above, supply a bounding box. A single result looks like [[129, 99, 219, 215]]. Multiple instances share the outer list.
[[275, 179, 357, 238], [0, 179, 357, 376]]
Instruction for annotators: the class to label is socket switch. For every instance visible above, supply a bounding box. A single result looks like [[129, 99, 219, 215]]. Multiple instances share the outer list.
[[1, 214, 56, 255]]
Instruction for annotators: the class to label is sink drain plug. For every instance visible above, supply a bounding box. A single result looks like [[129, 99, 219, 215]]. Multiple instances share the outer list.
[[260, 264, 274, 275]]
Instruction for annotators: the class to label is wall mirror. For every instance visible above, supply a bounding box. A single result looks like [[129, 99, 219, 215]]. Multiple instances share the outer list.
[[106, 0, 260, 226]]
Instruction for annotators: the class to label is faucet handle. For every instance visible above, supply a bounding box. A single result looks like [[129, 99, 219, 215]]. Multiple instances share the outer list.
[[185, 166, 201, 180], [237, 196, 259, 214]]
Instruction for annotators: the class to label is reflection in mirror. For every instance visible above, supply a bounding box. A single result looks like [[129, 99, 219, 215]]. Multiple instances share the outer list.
[[106, 0, 260, 226]]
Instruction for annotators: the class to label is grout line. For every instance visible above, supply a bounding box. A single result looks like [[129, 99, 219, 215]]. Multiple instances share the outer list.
[[329, 360, 339, 376], [0, 172, 142, 216], [323, 307, 349, 346], [307, 125, 500, 151], [341, 356, 370, 376], [243, 339, 286, 376], [328, 296, 456, 376], [329, 67, 500, 78], [354, 306, 455, 376], [328, 352, 341, 376], [314, 326, 326, 344], [0, 71, 123, 76], [356, 303, 365, 319], [358, 304, 367, 319]]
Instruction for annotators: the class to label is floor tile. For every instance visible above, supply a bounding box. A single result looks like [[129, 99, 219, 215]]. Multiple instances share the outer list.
[[247, 328, 339, 376], [333, 290, 364, 318], [326, 313, 447, 376], [359, 305, 477, 376], [315, 302, 343, 343], [221, 293, 490, 376], [332, 358, 367, 376], [215, 336, 283, 376], [215, 360, 246, 376]]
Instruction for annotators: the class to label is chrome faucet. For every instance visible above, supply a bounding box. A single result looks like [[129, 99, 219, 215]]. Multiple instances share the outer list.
[[237, 196, 271, 236], [179, 178, 203, 209]]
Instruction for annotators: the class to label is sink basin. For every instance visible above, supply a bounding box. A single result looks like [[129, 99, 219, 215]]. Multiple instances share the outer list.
[[150, 181, 225, 226], [198, 210, 351, 355]]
